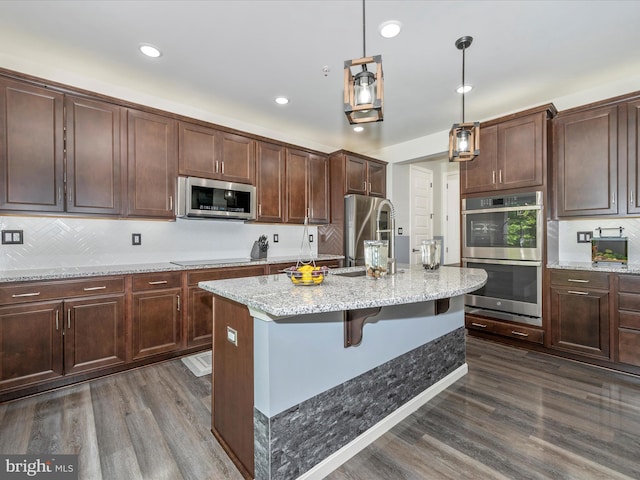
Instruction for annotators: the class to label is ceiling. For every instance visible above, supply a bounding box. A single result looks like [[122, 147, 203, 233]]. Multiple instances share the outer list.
[[1, 1, 639, 157]]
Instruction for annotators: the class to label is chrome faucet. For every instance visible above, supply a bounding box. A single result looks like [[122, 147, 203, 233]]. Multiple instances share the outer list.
[[376, 199, 397, 275]]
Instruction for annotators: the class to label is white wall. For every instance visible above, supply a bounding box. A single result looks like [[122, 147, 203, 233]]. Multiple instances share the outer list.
[[0, 215, 317, 270]]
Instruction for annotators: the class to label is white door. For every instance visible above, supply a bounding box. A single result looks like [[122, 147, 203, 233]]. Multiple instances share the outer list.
[[410, 165, 433, 265], [442, 171, 461, 265]]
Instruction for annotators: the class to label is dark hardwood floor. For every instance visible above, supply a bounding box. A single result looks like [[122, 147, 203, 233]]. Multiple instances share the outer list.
[[1, 336, 640, 480]]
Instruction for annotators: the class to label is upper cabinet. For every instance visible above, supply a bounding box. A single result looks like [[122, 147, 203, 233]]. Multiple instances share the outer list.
[[461, 105, 555, 195], [178, 122, 255, 185], [255, 141, 285, 223], [344, 153, 386, 197], [126, 109, 177, 219], [0, 78, 65, 212], [285, 148, 329, 224], [553, 93, 640, 218]]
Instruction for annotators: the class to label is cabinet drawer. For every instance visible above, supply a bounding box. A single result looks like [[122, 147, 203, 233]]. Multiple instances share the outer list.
[[550, 270, 610, 289], [619, 311, 640, 330], [465, 317, 543, 344], [618, 274, 640, 294], [618, 293, 640, 313], [619, 329, 640, 367], [187, 266, 266, 285], [132, 272, 183, 291], [0, 277, 125, 305]]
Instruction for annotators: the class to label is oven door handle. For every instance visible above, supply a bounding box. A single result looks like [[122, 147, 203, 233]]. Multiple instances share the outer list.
[[462, 258, 542, 267], [462, 205, 542, 215]]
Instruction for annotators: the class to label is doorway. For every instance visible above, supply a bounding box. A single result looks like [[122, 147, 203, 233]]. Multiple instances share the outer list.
[[409, 165, 433, 265]]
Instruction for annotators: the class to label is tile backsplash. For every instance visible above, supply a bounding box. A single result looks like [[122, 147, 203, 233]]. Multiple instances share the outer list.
[[556, 218, 640, 263], [0, 216, 317, 270]]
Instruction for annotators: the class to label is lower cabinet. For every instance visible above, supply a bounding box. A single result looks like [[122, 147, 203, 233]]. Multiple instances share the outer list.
[[465, 316, 543, 344], [131, 272, 183, 360], [617, 275, 640, 367], [549, 270, 611, 359]]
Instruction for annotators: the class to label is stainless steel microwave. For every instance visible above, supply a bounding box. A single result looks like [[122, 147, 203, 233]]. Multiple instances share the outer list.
[[176, 176, 256, 220]]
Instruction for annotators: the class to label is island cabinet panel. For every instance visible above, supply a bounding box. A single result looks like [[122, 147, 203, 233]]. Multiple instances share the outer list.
[[549, 270, 611, 359], [286, 148, 329, 224], [0, 301, 64, 391], [616, 274, 640, 367], [126, 109, 177, 219], [554, 105, 619, 217], [212, 295, 254, 479], [0, 78, 64, 212], [186, 266, 265, 348], [255, 141, 286, 222], [65, 95, 123, 215], [460, 107, 552, 195], [178, 122, 256, 185], [131, 272, 183, 360]]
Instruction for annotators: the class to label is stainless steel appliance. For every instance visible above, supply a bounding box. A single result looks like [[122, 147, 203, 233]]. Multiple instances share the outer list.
[[462, 191, 543, 326], [176, 176, 256, 220], [344, 194, 392, 267]]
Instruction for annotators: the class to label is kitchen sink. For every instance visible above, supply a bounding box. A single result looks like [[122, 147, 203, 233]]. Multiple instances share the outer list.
[[334, 270, 367, 277]]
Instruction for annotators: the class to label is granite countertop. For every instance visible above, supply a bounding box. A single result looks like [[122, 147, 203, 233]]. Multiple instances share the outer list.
[[547, 261, 640, 274], [199, 264, 488, 318], [0, 255, 344, 283]]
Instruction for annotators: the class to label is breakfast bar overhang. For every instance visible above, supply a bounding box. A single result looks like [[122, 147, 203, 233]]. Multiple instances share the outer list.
[[199, 265, 487, 480]]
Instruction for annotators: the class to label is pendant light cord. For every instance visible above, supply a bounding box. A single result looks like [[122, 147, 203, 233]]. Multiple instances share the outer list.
[[362, 0, 366, 58], [461, 46, 466, 123]]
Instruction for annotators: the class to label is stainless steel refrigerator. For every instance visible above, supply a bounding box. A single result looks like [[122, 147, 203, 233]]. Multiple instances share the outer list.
[[344, 194, 392, 266]]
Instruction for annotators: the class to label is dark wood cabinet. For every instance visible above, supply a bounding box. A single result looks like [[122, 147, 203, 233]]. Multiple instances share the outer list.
[[461, 106, 553, 195], [286, 148, 329, 224], [616, 275, 640, 367], [65, 95, 123, 215], [126, 109, 177, 219], [626, 99, 640, 214], [178, 122, 255, 185], [344, 153, 386, 197], [0, 301, 64, 391], [549, 270, 611, 359], [256, 141, 286, 222], [554, 105, 619, 217], [131, 272, 183, 360], [0, 78, 64, 212]]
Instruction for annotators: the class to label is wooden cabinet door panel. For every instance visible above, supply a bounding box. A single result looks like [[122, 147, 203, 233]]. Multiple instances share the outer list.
[[285, 149, 308, 223], [127, 109, 177, 219], [555, 106, 618, 216], [367, 161, 386, 198], [345, 155, 367, 195], [550, 287, 610, 358], [132, 288, 182, 360], [64, 295, 126, 375], [0, 79, 64, 212], [461, 124, 498, 194], [219, 132, 255, 185], [308, 153, 330, 222], [256, 141, 285, 222], [499, 113, 544, 189], [0, 301, 63, 391], [187, 286, 213, 347], [65, 96, 122, 215], [627, 100, 640, 213], [618, 329, 640, 366], [178, 121, 220, 178]]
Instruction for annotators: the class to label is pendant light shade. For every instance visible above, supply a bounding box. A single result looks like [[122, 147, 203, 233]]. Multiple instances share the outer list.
[[449, 36, 479, 162], [344, 0, 384, 124]]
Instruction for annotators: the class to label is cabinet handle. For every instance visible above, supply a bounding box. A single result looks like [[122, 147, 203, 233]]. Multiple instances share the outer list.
[[148, 280, 168, 285], [307, 207, 310, 218], [83, 286, 106, 291], [471, 322, 487, 328], [11, 292, 41, 298], [492, 171, 496, 184], [258, 204, 262, 216], [221, 161, 225, 175], [369, 182, 372, 192], [68, 185, 73, 204], [568, 290, 589, 295], [169, 195, 173, 211], [67, 309, 71, 329], [55, 310, 59, 331], [215, 161, 219, 173], [58, 186, 63, 205], [363, 181, 367, 191], [499, 170, 502, 184], [177, 294, 181, 312], [612, 192, 616, 205], [511, 331, 529, 337], [631, 191, 635, 206], [567, 278, 589, 283]]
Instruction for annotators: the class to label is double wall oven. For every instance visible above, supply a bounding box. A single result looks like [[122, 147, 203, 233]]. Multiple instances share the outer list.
[[462, 191, 543, 327]]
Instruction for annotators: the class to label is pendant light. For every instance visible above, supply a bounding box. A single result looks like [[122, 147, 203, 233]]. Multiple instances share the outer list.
[[448, 36, 479, 162], [344, 0, 383, 124]]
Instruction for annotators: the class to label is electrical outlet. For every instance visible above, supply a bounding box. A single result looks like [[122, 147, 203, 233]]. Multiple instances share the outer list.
[[273, 234, 279, 243], [309, 234, 314, 243], [398, 227, 403, 235], [1, 230, 23, 245], [132, 233, 142, 246], [576, 231, 593, 243]]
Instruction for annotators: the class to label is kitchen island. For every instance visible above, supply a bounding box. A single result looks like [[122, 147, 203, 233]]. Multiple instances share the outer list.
[[199, 264, 487, 480]]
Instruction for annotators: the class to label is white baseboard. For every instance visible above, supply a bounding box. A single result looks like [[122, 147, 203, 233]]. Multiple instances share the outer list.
[[296, 363, 468, 480]]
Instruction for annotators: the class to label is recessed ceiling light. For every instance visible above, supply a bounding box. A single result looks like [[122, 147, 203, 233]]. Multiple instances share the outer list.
[[275, 96, 289, 105], [457, 85, 473, 94], [139, 44, 161, 58], [354, 126, 364, 132], [379, 21, 402, 38]]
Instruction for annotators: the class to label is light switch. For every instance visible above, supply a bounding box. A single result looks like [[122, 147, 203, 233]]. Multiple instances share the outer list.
[[1, 230, 23, 245]]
